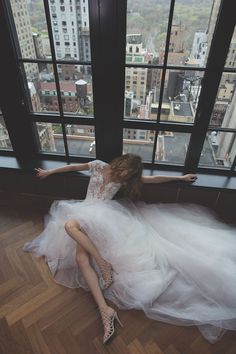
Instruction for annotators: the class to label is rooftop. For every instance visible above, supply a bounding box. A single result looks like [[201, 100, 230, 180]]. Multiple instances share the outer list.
[[53, 133, 216, 166], [171, 101, 194, 117]]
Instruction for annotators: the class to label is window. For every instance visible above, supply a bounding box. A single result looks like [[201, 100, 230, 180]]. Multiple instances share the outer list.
[[124, 0, 236, 173], [0, 108, 13, 151], [1, 0, 236, 175]]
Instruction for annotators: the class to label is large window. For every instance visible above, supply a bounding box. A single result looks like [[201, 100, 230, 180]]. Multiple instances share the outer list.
[[124, 0, 236, 171], [5, 0, 93, 159], [0, 0, 235, 175]]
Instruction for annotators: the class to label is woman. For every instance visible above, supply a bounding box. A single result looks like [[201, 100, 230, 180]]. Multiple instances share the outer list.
[[23, 154, 236, 344]]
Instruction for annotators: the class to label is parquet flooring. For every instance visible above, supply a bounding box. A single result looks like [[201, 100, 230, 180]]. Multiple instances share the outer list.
[[0, 203, 236, 354]]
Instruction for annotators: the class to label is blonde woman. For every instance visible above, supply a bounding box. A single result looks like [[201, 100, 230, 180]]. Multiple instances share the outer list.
[[23, 154, 236, 344]]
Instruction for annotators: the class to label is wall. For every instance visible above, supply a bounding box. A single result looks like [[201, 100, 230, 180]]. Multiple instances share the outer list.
[[0, 169, 235, 217]]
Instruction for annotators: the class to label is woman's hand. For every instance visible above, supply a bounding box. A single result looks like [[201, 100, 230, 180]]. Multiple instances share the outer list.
[[181, 174, 198, 182], [35, 168, 51, 179]]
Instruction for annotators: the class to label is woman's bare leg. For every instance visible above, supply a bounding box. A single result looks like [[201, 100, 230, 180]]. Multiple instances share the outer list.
[[76, 243, 119, 343], [65, 219, 111, 272], [76, 243, 108, 309]]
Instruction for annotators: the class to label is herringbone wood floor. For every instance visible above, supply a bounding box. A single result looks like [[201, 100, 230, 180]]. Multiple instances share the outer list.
[[0, 204, 236, 354]]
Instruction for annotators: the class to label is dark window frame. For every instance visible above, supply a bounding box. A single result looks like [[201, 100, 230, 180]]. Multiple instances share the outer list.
[[0, 0, 235, 175]]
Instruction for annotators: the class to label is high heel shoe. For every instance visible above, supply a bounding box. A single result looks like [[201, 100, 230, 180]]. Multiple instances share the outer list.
[[99, 307, 123, 344], [99, 261, 115, 289]]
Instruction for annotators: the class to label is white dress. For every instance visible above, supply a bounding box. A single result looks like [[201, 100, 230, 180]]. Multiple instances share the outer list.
[[23, 160, 236, 343]]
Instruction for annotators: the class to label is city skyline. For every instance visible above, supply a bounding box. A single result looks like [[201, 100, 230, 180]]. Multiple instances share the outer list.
[[1, 0, 235, 169]]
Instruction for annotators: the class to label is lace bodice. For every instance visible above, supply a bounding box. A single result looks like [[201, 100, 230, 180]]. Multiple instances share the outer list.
[[85, 160, 121, 201]]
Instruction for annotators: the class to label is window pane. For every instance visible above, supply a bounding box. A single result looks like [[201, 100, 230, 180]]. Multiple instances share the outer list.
[[154, 132, 190, 165], [225, 27, 236, 69], [199, 131, 236, 169], [123, 128, 155, 161], [161, 69, 203, 122], [58, 65, 93, 116], [124, 68, 161, 119], [209, 73, 236, 128], [0, 116, 13, 150], [36, 123, 65, 154], [168, 0, 218, 68], [126, 2, 171, 65], [24, 64, 59, 114], [10, 0, 52, 60], [65, 124, 95, 157], [123, 129, 190, 165], [49, 0, 91, 61]]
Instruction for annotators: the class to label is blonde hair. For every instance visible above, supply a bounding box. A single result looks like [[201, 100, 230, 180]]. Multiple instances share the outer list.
[[110, 154, 143, 200]]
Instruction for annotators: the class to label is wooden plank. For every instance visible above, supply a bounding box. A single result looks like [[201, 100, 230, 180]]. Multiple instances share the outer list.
[[26, 324, 51, 354], [0, 317, 23, 354]]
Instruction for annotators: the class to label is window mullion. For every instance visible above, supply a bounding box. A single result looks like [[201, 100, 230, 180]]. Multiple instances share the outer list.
[[42, 0, 69, 160], [89, 0, 126, 162], [0, 0, 38, 161], [152, 0, 175, 164], [184, 0, 235, 173]]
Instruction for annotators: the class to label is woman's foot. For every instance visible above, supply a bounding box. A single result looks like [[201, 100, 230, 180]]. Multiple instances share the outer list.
[[99, 260, 114, 289], [99, 306, 123, 344]]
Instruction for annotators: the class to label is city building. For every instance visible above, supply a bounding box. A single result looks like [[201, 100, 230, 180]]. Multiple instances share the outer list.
[[188, 31, 208, 67], [10, 0, 39, 78], [125, 34, 152, 105], [37, 123, 56, 152], [0, 120, 11, 148], [28, 82, 41, 112], [39, 79, 93, 114], [49, 0, 91, 61]]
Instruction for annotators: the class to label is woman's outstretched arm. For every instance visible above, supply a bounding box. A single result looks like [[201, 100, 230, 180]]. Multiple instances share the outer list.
[[142, 174, 197, 184], [35, 162, 90, 179]]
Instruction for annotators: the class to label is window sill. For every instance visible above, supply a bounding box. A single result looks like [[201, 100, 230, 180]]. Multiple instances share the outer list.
[[0, 155, 236, 191]]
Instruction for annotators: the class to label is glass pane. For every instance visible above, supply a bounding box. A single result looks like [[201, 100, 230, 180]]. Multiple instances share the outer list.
[[58, 64, 93, 116], [10, 0, 52, 59], [225, 27, 236, 69], [199, 131, 236, 169], [123, 129, 155, 161], [209, 72, 236, 128], [24, 63, 59, 114], [49, 0, 91, 61], [66, 124, 95, 157], [124, 67, 161, 119], [126, 2, 171, 65], [123, 129, 190, 164], [36, 123, 65, 154], [168, 0, 218, 68], [0, 116, 13, 150], [154, 132, 190, 165], [160, 69, 203, 122]]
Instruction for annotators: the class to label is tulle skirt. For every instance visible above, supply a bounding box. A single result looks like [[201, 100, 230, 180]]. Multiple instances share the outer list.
[[23, 198, 236, 343]]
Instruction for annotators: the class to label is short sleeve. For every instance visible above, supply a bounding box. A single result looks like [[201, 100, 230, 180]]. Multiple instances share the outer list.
[[88, 160, 106, 172]]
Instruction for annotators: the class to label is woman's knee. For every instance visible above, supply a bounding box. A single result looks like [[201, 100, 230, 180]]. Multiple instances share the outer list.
[[76, 248, 90, 268], [64, 219, 80, 234]]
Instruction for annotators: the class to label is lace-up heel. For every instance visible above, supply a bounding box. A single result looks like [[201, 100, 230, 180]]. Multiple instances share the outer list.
[[99, 261, 115, 289], [99, 307, 123, 344]]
